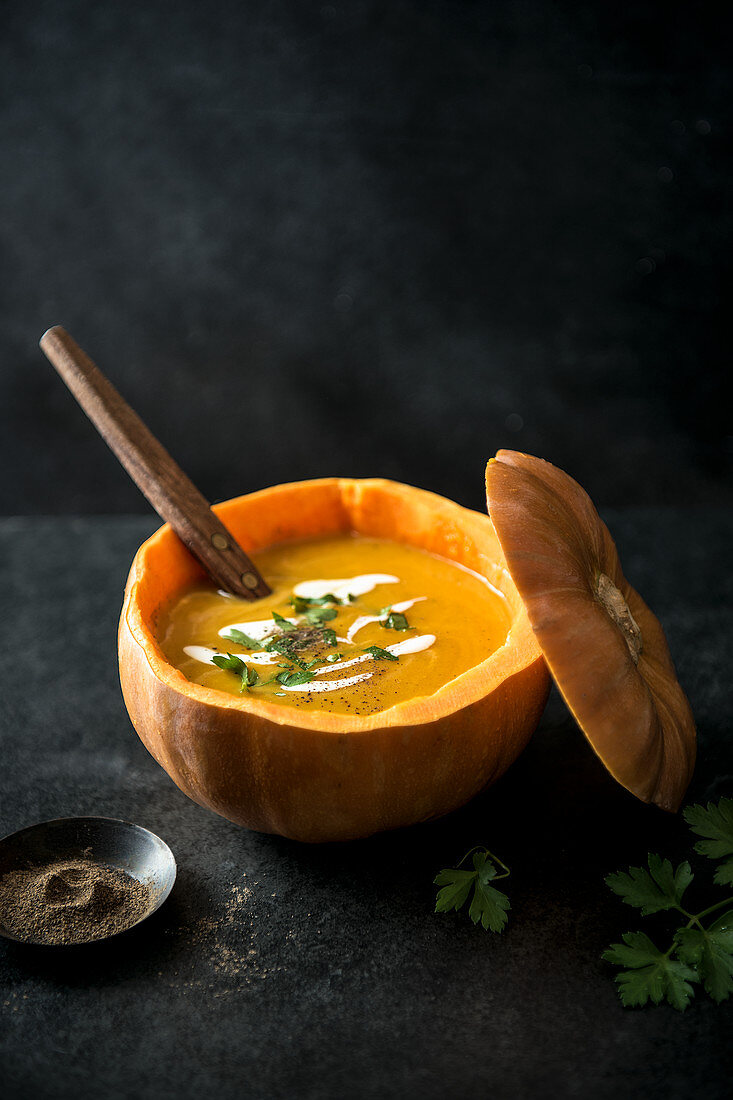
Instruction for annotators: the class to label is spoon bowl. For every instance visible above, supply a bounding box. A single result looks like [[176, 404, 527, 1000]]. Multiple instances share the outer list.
[[0, 816, 176, 945]]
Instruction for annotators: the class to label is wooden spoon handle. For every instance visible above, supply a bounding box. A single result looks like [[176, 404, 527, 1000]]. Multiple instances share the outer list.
[[40, 326, 271, 600]]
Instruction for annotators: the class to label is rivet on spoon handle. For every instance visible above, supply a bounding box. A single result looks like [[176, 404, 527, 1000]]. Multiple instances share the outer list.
[[39, 326, 271, 600]]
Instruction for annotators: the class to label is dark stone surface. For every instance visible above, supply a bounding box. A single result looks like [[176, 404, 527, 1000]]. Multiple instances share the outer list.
[[1, 1, 731, 516], [1, 511, 732, 1098]]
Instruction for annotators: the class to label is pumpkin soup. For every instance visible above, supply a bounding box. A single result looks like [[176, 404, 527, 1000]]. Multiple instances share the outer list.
[[159, 534, 511, 716]]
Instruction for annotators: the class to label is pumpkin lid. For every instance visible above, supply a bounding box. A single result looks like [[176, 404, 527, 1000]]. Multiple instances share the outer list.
[[485, 450, 696, 812]]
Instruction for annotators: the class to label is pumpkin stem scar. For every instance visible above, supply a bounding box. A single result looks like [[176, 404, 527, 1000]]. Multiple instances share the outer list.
[[595, 573, 643, 664]]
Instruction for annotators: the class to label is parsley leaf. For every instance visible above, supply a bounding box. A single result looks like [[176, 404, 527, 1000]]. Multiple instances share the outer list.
[[684, 798, 733, 887], [211, 653, 246, 675], [469, 859, 511, 932], [605, 854, 693, 915], [380, 611, 410, 631], [434, 849, 511, 933], [290, 593, 342, 612], [239, 665, 260, 692], [276, 669, 315, 688], [674, 920, 733, 1003], [321, 627, 337, 647], [364, 645, 398, 661], [434, 868, 475, 912], [220, 628, 263, 650], [304, 607, 337, 625], [716, 864, 733, 889], [272, 611, 296, 632], [326, 653, 341, 663], [212, 653, 258, 693], [602, 932, 698, 1011]]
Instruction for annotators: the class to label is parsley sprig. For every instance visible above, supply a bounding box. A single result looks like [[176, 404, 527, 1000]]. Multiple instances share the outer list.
[[211, 653, 260, 693], [434, 847, 511, 933], [603, 798, 733, 1010]]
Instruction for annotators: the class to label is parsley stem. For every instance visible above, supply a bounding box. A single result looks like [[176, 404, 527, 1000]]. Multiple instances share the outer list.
[[664, 895, 733, 931], [454, 846, 510, 878], [483, 849, 510, 878], [690, 896, 733, 925], [669, 895, 733, 934]]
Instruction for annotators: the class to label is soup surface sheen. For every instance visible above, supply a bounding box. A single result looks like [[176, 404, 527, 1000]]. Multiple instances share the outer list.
[[159, 535, 511, 716]]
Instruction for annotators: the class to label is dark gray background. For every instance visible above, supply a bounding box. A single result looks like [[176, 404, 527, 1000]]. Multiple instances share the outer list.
[[1, 0, 730, 516], [2, 7, 732, 1099]]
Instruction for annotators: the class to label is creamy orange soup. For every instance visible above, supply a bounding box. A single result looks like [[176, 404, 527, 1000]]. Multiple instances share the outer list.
[[158, 535, 511, 716]]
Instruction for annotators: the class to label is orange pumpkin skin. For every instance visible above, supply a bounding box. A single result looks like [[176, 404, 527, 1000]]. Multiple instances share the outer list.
[[119, 478, 549, 842]]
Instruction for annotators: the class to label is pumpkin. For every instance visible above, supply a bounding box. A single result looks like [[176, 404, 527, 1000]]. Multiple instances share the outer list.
[[119, 478, 550, 842], [485, 451, 696, 811]]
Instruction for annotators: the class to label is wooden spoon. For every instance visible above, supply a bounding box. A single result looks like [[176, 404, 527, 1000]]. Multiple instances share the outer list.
[[40, 326, 271, 600]]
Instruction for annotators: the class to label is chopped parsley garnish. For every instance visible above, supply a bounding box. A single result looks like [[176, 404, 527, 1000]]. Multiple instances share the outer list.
[[264, 639, 308, 670], [290, 593, 343, 612], [264, 636, 296, 658], [272, 611, 296, 632], [241, 666, 260, 691], [211, 652, 246, 675], [211, 582, 414, 699], [211, 653, 259, 693], [381, 611, 410, 631], [276, 669, 315, 687], [304, 607, 337, 625], [220, 628, 263, 650], [364, 645, 398, 661]]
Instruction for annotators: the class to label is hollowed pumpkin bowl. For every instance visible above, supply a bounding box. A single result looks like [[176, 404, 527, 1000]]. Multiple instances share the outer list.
[[119, 478, 549, 842]]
